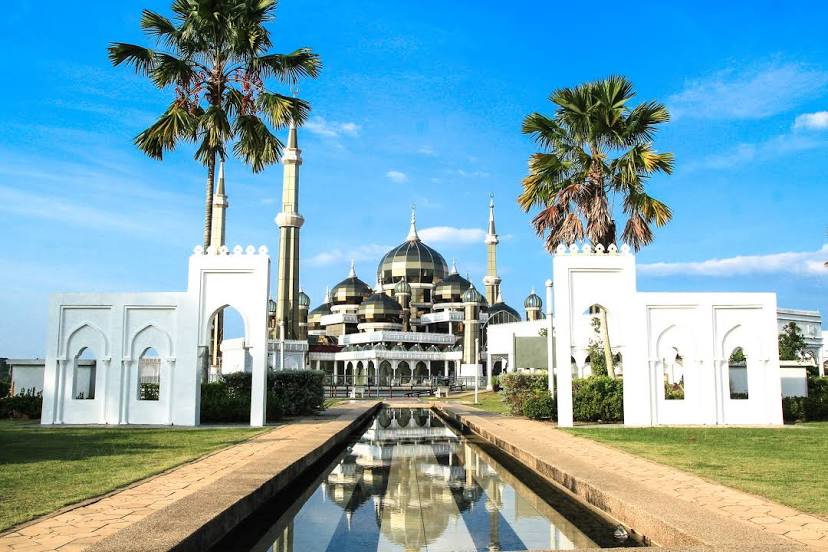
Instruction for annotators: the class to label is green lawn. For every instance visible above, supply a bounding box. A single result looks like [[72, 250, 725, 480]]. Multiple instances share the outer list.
[[0, 420, 267, 531], [567, 422, 828, 516], [428, 391, 511, 415]]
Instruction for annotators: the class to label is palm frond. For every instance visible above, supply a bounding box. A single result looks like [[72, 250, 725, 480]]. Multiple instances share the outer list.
[[233, 115, 283, 172], [151, 53, 196, 87], [108, 43, 156, 76], [258, 92, 310, 128], [140, 10, 179, 47], [134, 102, 199, 159], [254, 48, 322, 82]]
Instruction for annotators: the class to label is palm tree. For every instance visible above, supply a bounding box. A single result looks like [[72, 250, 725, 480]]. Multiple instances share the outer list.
[[518, 75, 673, 251], [519, 76, 674, 377], [109, 0, 321, 249]]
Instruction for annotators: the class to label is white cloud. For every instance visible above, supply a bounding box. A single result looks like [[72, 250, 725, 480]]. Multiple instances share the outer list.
[[685, 131, 827, 171], [386, 170, 408, 183], [418, 145, 435, 156], [419, 226, 485, 244], [639, 244, 828, 277], [794, 111, 828, 130], [304, 117, 361, 138], [452, 169, 490, 178], [669, 62, 828, 120], [305, 244, 391, 268]]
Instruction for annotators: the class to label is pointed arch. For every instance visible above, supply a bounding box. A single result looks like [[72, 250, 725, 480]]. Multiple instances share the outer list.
[[65, 322, 108, 360], [129, 323, 173, 360]]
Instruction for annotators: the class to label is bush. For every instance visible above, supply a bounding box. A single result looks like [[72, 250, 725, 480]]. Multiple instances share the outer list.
[[783, 376, 828, 423], [0, 380, 9, 398], [573, 376, 623, 423], [491, 375, 501, 392], [271, 370, 325, 416], [0, 388, 43, 420], [523, 391, 555, 420], [501, 371, 548, 416]]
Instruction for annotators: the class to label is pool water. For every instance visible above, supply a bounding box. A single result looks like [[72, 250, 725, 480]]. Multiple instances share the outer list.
[[221, 408, 637, 551]]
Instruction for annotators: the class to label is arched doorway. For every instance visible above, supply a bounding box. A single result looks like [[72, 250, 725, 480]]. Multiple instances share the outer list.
[[397, 361, 411, 385]]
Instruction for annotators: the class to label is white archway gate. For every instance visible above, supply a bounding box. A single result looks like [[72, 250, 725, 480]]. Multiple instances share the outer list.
[[42, 245, 271, 426]]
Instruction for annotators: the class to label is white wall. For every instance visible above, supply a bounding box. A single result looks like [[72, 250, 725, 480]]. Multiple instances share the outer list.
[[9, 361, 45, 395], [41, 245, 271, 427], [779, 366, 808, 397]]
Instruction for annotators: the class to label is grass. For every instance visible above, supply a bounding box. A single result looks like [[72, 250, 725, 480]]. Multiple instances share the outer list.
[[0, 420, 267, 532], [567, 422, 828, 516], [426, 390, 511, 415]]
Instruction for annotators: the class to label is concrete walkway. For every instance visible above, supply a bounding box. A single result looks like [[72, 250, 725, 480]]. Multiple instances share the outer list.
[[0, 402, 378, 552], [438, 404, 826, 551]]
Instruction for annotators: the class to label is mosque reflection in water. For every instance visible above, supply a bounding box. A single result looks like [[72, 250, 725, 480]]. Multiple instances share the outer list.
[[261, 408, 596, 552]]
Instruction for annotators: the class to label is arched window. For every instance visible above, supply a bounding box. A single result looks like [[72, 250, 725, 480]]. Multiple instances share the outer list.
[[728, 347, 749, 399], [138, 347, 161, 401], [663, 347, 684, 400], [73, 347, 97, 400]]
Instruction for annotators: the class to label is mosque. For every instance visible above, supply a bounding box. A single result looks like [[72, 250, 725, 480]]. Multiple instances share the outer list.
[[259, 123, 542, 388]]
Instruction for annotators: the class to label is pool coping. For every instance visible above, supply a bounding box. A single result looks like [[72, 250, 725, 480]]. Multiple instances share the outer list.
[[86, 401, 381, 552], [433, 403, 810, 551]]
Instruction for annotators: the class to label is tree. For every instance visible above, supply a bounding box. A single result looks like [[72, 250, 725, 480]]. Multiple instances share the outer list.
[[109, 0, 321, 248], [519, 76, 673, 375], [778, 321, 807, 361], [518, 75, 674, 251]]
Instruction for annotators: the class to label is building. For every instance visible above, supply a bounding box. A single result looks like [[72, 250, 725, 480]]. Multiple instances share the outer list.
[[776, 308, 824, 375]]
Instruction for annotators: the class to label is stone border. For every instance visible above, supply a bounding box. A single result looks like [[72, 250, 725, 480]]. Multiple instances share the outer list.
[[433, 404, 807, 551], [87, 402, 380, 552]]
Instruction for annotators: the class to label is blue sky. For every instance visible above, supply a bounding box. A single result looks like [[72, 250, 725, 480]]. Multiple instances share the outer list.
[[1, 1, 827, 357]]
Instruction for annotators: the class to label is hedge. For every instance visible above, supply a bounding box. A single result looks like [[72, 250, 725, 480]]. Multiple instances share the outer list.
[[783, 377, 828, 423], [0, 389, 42, 420], [573, 376, 624, 423], [200, 370, 325, 423], [501, 371, 548, 416], [523, 391, 555, 420]]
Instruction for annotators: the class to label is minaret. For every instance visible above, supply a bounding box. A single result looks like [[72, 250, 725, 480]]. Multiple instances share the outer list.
[[462, 279, 483, 366], [483, 193, 501, 305], [209, 160, 228, 250], [274, 121, 304, 340]]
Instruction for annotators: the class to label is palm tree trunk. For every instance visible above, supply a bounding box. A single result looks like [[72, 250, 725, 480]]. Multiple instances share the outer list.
[[599, 307, 615, 379], [203, 152, 216, 250]]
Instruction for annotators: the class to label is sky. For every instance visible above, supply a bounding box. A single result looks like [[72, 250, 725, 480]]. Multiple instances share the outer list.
[[1, 1, 827, 357]]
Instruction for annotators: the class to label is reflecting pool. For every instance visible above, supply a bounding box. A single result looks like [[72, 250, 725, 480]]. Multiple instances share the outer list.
[[234, 408, 623, 551]]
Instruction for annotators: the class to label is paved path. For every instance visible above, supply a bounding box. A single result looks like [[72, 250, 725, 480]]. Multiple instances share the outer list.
[[0, 402, 377, 552], [438, 404, 827, 551]]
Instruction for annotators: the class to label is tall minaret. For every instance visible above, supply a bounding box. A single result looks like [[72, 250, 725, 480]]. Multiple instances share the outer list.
[[209, 160, 228, 250], [483, 193, 501, 305], [274, 121, 304, 340]]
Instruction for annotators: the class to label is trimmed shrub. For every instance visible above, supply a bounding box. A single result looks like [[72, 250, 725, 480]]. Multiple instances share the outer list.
[[523, 391, 555, 420], [573, 376, 623, 423], [271, 370, 325, 416], [501, 371, 548, 416], [491, 375, 501, 392], [783, 376, 828, 423], [0, 388, 43, 419]]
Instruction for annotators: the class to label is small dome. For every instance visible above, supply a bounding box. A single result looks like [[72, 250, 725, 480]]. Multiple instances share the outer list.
[[377, 208, 448, 286], [331, 262, 373, 305], [394, 276, 412, 296], [461, 283, 484, 304], [524, 288, 542, 309], [297, 289, 310, 308], [434, 261, 471, 303], [357, 292, 402, 323]]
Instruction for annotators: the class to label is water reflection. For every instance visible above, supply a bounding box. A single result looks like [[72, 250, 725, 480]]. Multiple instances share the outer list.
[[260, 408, 597, 552]]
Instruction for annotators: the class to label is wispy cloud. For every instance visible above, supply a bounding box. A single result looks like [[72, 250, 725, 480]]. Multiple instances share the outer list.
[[452, 169, 490, 178], [386, 170, 408, 183], [419, 226, 485, 244], [794, 111, 828, 131], [669, 61, 828, 120], [304, 117, 361, 138], [418, 145, 435, 156], [305, 244, 391, 268], [639, 244, 828, 277], [684, 132, 827, 171]]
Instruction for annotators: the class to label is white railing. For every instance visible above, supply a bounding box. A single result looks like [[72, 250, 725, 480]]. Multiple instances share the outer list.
[[339, 330, 455, 346]]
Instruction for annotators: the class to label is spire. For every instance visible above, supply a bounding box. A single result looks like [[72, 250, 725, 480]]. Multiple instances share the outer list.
[[496, 289, 503, 304], [323, 286, 330, 303], [487, 192, 497, 236], [407, 204, 419, 241], [287, 119, 298, 149], [216, 160, 226, 196], [349, 259, 356, 278], [450, 257, 458, 274]]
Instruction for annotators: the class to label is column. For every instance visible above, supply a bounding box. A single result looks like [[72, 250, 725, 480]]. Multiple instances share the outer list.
[[545, 279, 555, 395], [55, 359, 67, 424], [486, 353, 493, 391], [166, 358, 176, 425]]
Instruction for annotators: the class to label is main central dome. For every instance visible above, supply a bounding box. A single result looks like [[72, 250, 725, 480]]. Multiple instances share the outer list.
[[377, 210, 448, 285]]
